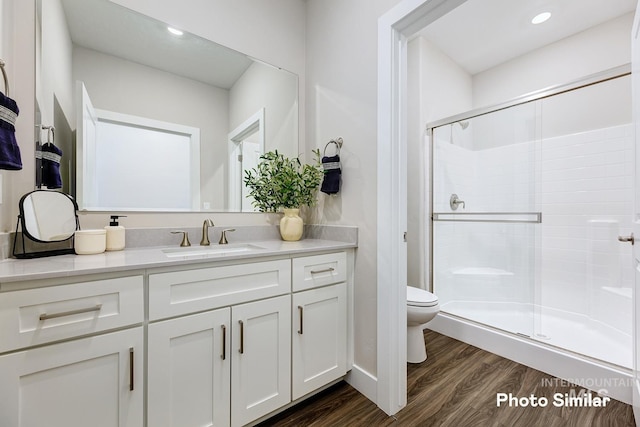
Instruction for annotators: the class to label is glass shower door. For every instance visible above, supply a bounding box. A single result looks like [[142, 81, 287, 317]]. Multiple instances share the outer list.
[[431, 102, 540, 338]]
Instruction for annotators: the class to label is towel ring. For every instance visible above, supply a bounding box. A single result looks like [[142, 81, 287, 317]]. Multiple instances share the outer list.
[[323, 137, 343, 156], [0, 59, 8, 96]]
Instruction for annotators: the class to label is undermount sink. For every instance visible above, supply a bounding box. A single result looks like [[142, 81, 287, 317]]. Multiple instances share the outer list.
[[162, 243, 266, 258]]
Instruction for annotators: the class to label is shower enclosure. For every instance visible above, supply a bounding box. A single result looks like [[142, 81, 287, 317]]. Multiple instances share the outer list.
[[430, 67, 633, 368]]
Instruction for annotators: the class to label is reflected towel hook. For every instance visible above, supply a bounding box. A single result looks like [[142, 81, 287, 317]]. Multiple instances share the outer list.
[[0, 59, 8, 96], [41, 125, 55, 145], [323, 137, 343, 156]]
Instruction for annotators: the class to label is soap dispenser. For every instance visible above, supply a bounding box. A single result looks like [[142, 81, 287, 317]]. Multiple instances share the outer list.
[[105, 215, 126, 251]]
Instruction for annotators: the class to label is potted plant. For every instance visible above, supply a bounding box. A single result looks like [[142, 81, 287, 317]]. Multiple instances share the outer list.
[[244, 150, 324, 241]]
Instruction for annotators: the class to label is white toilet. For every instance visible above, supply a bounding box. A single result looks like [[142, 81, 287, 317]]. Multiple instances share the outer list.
[[407, 286, 440, 363]]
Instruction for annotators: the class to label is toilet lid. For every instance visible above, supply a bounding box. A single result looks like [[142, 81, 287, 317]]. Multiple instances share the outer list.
[[407, 286, 439, 307]]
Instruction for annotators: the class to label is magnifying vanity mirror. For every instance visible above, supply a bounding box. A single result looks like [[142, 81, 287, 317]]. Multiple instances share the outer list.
[[36, 0, 299, 212], [13, 190, 79, 258]]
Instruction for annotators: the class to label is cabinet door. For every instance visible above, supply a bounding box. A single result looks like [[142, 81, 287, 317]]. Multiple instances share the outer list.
[[0, 328, 143, 427], [148, 308, 231, 427], [231, 295, 291, 427], [292, 283, 347, 400]]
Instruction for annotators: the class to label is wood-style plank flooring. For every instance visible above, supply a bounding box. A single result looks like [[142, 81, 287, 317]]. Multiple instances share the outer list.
[[258, 330, 636, 427]]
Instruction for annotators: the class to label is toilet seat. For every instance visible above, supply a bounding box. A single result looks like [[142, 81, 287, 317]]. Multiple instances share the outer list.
[[407, 286, 439, 307]]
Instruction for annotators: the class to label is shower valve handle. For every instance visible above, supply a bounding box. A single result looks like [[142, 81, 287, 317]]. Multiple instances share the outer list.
[[450, 194, 465, 211], [618, 233, 634, 245]]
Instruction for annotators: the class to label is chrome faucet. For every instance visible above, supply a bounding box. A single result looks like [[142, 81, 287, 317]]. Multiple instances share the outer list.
[[450, 194, 465, 210], [200, 219, 215, 246]]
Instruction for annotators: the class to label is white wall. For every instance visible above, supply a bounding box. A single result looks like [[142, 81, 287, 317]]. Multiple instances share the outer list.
[[473, 13, 633, 108], [0, 0, 35, 236], [229, 61, 298, 158], [110, 0, 305, 78], [39, 0, 73, 127], [110, 0, 306, 160], [73, 46, 229, 210], [305, 0, 403, 380], [407, 36, 472, 290]]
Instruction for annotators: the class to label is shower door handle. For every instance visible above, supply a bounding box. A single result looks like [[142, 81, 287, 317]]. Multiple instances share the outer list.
[[618, 233, 634, 245]]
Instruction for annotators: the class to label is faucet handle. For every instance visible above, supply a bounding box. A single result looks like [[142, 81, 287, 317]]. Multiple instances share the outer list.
[[171, 230, 191, 247], [219, 229, 236, 245]]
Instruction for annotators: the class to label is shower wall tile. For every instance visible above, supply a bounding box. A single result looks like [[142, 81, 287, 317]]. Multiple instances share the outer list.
[[539, 123, 632, 333]]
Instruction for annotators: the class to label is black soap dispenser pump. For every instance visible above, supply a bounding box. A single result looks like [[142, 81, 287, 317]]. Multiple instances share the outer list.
[[105, 215, 126, 251]]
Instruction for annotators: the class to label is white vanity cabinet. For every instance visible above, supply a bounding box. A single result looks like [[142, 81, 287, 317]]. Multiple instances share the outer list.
[[147, 307, 231, 427], [0, 275, 145, 427], [292, 283, 347, 400], [231, 294, 291, 427], [147, 259, 292, 427], [147, 295, 291, 427], [291, 253, 348, 400], [0, 246, 353, 427]]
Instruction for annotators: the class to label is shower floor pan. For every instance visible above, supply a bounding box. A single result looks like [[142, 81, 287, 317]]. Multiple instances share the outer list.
[[440, 301, 631, 369]]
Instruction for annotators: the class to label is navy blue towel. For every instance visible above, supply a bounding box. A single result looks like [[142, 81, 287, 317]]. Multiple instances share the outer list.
[[41, 143, 63, 189], [321, 154, 341, 195], [0, 91, 21, 170]]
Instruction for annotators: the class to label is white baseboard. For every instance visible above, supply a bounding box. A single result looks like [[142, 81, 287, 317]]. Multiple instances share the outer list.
[[345, 364, 377, 404]]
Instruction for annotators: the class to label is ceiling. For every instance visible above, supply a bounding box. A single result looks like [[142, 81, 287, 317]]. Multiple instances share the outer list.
[[60, 0, 253, 89], [416, 0, 637, 75], [59, 0, 637, 85]]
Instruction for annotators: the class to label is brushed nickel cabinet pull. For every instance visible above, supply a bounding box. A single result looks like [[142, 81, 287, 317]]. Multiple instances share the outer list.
[[39, 304, 103, 321], [310, 267, 335, 275], [221, 325, 227, 360], [239, 320, 244, 354], [129, 347, 134, 391], [618, 233, 635, 245], [298, 306, 304, 335]]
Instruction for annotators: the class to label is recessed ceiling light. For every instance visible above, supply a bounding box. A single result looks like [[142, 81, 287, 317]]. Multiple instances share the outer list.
[[531, 12, 551, 25], [167, 27, 184, 36]]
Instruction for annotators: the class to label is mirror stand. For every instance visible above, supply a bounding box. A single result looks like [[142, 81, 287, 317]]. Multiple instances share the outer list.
[[12, 219, 75, 258]]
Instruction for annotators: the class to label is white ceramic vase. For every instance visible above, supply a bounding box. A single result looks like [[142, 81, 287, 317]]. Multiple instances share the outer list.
[[280, 208, 303, 241]]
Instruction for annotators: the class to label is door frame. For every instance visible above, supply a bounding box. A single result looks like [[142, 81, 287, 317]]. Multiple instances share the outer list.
[[376, 0, 467, 415], [631, 1, 640, 422], [228, 108, 265, 211]]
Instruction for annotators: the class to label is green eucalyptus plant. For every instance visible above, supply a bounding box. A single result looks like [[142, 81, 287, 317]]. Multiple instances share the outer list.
[[243, 149, 324, 212]]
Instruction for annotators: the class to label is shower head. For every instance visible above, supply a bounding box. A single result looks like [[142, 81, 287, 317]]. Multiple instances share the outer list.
[[448, 120, 470, 144]]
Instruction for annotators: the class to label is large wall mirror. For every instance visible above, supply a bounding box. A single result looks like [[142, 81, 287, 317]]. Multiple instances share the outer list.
[[36, 0, 299, 212]]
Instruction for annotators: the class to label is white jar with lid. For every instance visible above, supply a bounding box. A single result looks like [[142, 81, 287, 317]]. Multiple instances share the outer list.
[[74, 229, 107, 254]]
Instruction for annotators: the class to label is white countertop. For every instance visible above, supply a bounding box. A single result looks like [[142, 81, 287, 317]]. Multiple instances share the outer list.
[[0, 238, 356, 284]]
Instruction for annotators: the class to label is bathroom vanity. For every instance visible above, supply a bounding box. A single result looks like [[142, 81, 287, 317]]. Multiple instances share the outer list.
[[0, 235, 355, 427]]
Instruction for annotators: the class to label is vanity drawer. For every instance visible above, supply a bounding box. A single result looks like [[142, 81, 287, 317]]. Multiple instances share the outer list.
[[0, 275, 143, 353], [149, 259, 291, 320], [292, 252, 346, 292]]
